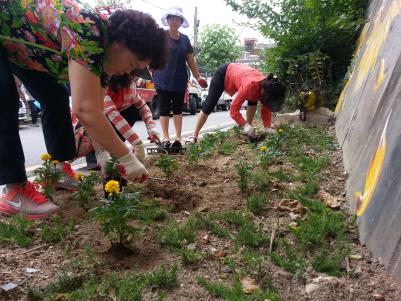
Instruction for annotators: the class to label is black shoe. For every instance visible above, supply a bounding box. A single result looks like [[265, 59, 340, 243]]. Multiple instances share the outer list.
[[171, 140, 182, 154]]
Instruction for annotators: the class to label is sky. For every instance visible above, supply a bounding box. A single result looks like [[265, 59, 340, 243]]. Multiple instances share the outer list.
[[83, 0, 269, 45]]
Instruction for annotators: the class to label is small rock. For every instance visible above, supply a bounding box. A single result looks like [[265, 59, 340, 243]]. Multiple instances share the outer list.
[[353, 266, 362, 277], [349, 254, 363, 260], [312, 276, 337, 284], [305, 283, 319, 295], [222, 266, 232, 273], [0, 282, 18, 292], [241, 277, 260, 294], [289, 222, 298, 227], [289, 212, 299, 220], [26, 268, 40, 273], [187, 243, 197, 251], [74, 225, 80, 230], [210, 247, 217, 254], [202, 235, 209, 243], [372, 293, 385, 300]]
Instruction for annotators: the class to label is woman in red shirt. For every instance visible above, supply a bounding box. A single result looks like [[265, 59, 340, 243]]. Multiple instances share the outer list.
[[186, 63, 285, 144]]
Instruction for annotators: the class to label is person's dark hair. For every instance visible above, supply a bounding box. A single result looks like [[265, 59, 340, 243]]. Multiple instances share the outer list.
[[260, 73, 286, 112], [108, 74, 132, 92], [108, 10, 168, 69]]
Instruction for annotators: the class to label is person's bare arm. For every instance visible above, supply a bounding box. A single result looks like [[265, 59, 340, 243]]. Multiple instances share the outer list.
[[186, 53, 201, 80], [68, 60, 129, 158]]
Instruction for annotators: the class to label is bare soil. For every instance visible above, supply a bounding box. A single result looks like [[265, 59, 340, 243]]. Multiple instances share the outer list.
[[1, 127, 401, 301]]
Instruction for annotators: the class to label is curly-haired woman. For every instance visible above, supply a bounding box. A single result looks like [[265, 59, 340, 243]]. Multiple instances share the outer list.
[[0, 0, 167, 219]]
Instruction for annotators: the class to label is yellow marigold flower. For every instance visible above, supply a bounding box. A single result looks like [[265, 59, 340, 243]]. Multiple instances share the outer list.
[[104, 180, 120, 195], [278, 128, 284, 133], [51, 160, 59, 165], [74, 172, 84, 181], [259, 146, 268, 151], [40, 153, 52, 161]]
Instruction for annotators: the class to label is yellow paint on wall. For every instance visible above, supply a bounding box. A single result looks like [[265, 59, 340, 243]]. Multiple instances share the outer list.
[[355, 112, 392, 217], [335, 79, 349, 114], [374, 59, 386, 90], [352, 2, 401, 94]]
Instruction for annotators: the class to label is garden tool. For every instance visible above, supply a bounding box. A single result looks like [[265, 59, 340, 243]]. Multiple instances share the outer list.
[[146, 141, 186, 155]]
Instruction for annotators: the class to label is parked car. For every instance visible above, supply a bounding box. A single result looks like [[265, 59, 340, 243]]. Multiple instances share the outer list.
[[200, 78, 232, 112], [137, 69, 202, 120], [18, 99, 27, 123]]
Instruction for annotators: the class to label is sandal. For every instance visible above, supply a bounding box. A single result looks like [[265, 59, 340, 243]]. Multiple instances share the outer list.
[[184, 136, 198, 145]]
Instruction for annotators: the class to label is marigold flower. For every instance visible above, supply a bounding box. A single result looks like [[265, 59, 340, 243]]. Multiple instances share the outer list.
[[74, 172, 84, 181], [259, 146, 268, 151], [51, 160, 59, 165], [278, 128, 284, 133], [104, 180, 120, 195], [40, 153, 52, 161]]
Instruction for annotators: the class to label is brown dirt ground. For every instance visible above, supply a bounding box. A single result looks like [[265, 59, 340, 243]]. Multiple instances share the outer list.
[[1, 128, 401, 301]]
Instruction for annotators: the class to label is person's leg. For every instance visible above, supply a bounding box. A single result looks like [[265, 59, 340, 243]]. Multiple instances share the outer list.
[[191, 64, 228, 139], [12, 64, 78, 192], [0, 47, 27, 186], [158, 90, 172, 142], [12, 65, 76, 162], [0, 46, 58, 218], [171, 91, 185, 141], [27, 100, 38, 125], [246, 101, 258, 125]]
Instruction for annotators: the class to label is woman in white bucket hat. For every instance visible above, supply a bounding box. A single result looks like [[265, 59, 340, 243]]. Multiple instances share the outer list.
[[153, 6, 208, 151]]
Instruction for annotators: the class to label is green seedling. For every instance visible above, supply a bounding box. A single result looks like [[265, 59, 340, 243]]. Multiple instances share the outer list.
[[0, 215, 33, 247], [246, 195, 267, 215], [197, 275, 281, 301], [131, 199, 168, 225], [155, 219, 196, 250], [39, 216, 75, 244], [235, 158, 253, 194], [72, 172, 101, 208], [235, 223, 269, 248], [250, 171, 272, 190], [194, 213, 230, 238], [155, 155, 179, 178], [179, 249, 208, 265], [270, 239, 308, 278], [212, 210, 253, 227]]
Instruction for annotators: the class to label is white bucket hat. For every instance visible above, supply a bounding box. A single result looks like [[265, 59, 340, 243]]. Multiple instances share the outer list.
[[161, 6, 189, 28]]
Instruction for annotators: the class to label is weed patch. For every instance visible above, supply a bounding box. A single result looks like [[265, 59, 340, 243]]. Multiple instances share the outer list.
[[0, 215, 33, 247]]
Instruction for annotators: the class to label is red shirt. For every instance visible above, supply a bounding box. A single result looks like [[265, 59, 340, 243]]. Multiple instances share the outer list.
[[225, 64, 272, 128]]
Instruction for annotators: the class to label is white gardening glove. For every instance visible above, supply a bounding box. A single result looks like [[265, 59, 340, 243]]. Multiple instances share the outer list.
[[118, 152, 149, 182], [241, 123, 255, 136], [95, 150, 112, 174], [133, 143, 146, 163], [147, 127, 161, 143]]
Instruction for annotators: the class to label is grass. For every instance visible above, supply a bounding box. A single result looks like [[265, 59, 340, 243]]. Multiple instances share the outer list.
[[198, 276, 281, 301], [235, 158, 254, 194], [246, 194, 267, 215], [38, 265, 179, 300], [194, 213, 230, 238], [0, 215, 33, 247], [155, 219, 196, 250], [234, 223, 269, 248], [179, 249, 208, 265], [39, 216, 75, 244]]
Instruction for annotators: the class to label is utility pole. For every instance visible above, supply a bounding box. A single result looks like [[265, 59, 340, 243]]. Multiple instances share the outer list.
[[193, 6, 200, 55]]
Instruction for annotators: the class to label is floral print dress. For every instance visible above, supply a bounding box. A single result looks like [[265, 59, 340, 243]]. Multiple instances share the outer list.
[[0, 0, 107, 82]]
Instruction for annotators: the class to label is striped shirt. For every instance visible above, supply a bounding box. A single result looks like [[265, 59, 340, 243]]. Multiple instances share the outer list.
[[104, 83, 156, 145]]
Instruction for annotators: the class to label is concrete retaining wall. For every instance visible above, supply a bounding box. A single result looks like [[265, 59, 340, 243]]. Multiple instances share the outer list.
[[335, 0, 401, 280]]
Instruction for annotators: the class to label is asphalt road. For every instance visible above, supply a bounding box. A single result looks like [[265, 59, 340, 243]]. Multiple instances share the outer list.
[[19, 110, 238, 168]]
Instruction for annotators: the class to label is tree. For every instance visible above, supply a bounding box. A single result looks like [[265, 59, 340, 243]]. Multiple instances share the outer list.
[[197, 24, 243, 71], [225, 0, 369, 109]]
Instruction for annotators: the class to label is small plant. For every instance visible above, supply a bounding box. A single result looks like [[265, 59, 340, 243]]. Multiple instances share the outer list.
[[250, 171, 272, 190], [217, 141, 236, 155], [270, 239, 309, 278], [179, 249, 208, 265], [155, 220, 196, 250], [256, 145, 280, 168], [0, 215, 33, 247], [212, 210, 253, 227], [197, 275, 281, 301], [33, 153, 62, 199], [234, 223, 269, 248], [155, 155, 179, 178], [235, 158, 253, 194], [90, 180, 141, 246], [72, 172, 100, 208], [195, 214, 230, 238], [39, 216, 75, 244], [246, 195, 267, 215]]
